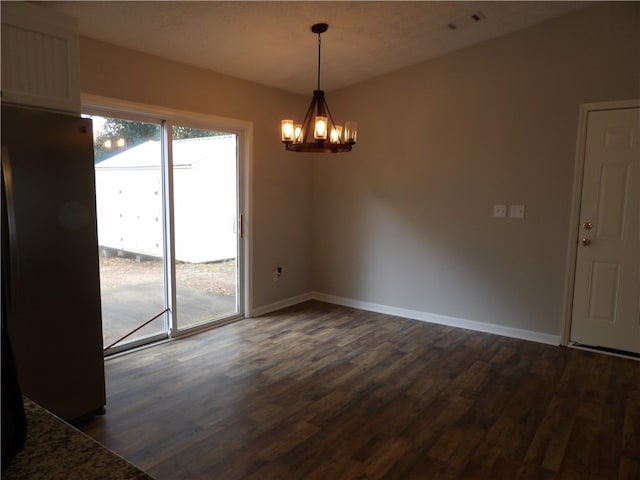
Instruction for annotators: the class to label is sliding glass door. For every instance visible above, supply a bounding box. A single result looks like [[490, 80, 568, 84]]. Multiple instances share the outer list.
[[92, 116, 167, 351], [87, 112, 243, 354], [171, 125, 239, 330]]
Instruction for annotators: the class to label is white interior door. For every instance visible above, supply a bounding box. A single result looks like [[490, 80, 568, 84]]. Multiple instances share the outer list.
[[570, 106, 640, 354]]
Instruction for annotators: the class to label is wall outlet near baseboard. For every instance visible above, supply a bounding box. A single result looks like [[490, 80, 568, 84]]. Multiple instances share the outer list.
[[273, 266, 283, 282]]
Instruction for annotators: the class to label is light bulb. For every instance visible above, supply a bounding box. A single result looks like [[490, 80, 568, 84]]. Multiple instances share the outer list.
[[281, 120, 294, 142], [330, 125, 343, 143], [314, 116, 328, 140]]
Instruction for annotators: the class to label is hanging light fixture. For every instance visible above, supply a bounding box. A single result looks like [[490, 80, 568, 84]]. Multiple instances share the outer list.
[[281, 23, 357, 153]]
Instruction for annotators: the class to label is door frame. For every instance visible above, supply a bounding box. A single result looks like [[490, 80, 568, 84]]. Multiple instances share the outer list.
[[82, 93, 253, 344], [561, 98, 640, 346]]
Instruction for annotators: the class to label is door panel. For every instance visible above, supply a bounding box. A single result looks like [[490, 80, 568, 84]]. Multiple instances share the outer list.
[[595, 165, 630, 238], [587, 262, 620, 322], [172, 126, 239, 331], [571, 107, 640, 354], [91, 116, 167, 351]]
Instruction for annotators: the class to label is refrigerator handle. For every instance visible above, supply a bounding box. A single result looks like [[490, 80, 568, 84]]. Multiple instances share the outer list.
[[2, 146, 19, 314]]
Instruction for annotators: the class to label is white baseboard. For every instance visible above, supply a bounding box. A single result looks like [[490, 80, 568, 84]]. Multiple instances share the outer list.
[[312, 292, 561, 346], [250, 292, 314, 318], [250, 291, 561, 346]]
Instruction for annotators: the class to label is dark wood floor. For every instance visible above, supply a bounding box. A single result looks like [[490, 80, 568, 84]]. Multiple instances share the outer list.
[[80, 301, 640, 479]]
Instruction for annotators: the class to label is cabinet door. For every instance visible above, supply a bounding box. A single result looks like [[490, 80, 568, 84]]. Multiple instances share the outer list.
[[1, 2, 80, 113]]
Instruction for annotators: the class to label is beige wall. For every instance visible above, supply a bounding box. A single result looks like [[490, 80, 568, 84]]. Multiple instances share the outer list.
[[312, 2, 640, 336], [78, 2, 639, 337], [78, 36, 314, 311]]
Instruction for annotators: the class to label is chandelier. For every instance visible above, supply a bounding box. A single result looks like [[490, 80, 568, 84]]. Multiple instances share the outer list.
[[281, 23, 357, 153]]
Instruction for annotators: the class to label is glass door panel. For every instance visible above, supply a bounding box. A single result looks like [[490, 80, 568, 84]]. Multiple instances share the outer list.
[[90, 115, 168, 351], [172, 126, 239, 330]]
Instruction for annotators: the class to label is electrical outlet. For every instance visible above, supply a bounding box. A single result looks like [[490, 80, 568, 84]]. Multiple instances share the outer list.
[[510, 204, 525, 219], [273, 266, 282, 282], [493, 205, 507, 218]]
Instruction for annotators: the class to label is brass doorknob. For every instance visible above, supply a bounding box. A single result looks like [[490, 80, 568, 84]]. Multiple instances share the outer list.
[[583, 222, 593, 230], [581, 237, 591, 246]]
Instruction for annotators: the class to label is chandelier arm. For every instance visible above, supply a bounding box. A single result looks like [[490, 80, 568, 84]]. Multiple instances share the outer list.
[[322, 97, 344, 145]]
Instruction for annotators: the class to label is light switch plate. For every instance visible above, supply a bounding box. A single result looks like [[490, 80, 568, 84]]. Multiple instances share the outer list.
[[510, 204, 525, 219], [493, 205, 507, 218]]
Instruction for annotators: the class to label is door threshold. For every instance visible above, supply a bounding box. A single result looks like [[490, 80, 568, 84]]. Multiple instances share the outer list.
[[104, 336, 172, 359], [569, 342, 639, 361], [105, 316, 246, 359]]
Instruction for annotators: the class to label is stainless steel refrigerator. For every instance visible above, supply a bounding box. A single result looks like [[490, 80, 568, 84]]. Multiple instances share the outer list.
[[1, 104, 106, 423]]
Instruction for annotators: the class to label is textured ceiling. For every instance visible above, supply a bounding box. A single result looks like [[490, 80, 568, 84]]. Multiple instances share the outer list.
[[40, 1, 591, 94]]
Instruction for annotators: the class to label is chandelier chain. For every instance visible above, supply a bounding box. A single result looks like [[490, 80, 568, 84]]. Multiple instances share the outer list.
[[317, 32, 322, 91]]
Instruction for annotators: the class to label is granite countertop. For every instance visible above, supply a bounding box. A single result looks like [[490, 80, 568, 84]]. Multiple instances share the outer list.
[[3, 398, 154, 480]]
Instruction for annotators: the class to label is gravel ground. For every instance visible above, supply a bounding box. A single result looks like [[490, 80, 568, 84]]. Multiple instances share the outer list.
[[99, 256, 236, 295]]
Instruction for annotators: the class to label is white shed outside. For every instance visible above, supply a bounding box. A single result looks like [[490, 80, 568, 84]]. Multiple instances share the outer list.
[[95, 135, 237, 263]]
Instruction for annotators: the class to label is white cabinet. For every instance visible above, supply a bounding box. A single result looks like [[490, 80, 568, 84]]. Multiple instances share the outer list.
[[1, 2, 80, 113]]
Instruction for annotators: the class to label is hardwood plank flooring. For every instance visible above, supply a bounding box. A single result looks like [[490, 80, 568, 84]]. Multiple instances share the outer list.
[[80, 301, 640, 479]]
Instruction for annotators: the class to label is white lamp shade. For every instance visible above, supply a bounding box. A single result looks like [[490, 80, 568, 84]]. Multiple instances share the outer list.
[[281, 119, 295, 142], [344, 121, 357, 143]]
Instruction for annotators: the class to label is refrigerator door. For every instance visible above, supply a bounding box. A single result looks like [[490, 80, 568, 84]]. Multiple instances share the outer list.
[[1, 105, 105, 422]]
